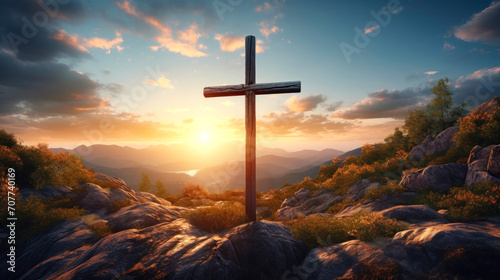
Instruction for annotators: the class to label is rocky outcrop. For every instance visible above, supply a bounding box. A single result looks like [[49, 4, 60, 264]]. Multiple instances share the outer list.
[[378, 205, 447, 224], [298, 223, 500, 280], [400, 163, 467, 192], [335, 193, 417, 218], [347, 179, 381, 200], [19, 184, 72, 201], [77, 183, 112, 211], [275, 180, 383, 221], [107, 202, 181, 231], [5, 220, 307, 280], [465, 145, 500, 186], [470, 96, 500, 116], [406, 126, 459, 162]]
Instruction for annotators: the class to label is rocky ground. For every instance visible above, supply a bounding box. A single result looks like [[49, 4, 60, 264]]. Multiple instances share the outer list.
[[2, 98, 500, 279]]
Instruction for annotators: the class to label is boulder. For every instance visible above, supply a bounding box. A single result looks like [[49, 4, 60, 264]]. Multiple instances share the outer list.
[[335, 193, 417, 218], [107, 202, 181, 231], [94, 172, 127, 186], [294, 188, 311, 200], [488, 145, 500, 177], [406, 126, 459, 162], [465, 145, 500, 185], [300, 240, 398, 280], [348, 179, 381, 200], [385, 223, 500, 279], [135, 191, 172, 206], [297, 223, 500, 280], [470, 96, 500, 116], [400, 163, 467, 192], [275, 192, 345, 221], [378, 205, 447, 224], [78, 183, 112, 211]]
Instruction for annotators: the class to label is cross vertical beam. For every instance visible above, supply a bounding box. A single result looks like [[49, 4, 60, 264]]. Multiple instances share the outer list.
[[203, 35, 301, 222], [245, 36, 256, 221]]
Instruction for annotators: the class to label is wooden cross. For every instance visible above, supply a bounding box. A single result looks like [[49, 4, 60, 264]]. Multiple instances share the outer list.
[[203, 35, 301, 221]]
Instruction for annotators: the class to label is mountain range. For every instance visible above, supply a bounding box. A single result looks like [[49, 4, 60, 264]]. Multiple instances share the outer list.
[[51, 143, 345, 194]]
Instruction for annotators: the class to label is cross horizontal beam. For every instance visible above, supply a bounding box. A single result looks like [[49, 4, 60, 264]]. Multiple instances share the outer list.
[[204, 81, 301, 98]]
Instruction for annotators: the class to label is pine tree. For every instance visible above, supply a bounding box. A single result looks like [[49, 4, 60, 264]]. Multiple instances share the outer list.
[[138, 172, 151, 192], [154, 179, 168, 199]]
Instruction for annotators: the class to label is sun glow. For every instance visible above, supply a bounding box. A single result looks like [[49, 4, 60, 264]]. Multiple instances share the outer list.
[[200, 132, 210, 142]]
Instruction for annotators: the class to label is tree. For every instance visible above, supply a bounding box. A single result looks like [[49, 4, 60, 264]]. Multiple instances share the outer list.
[[384, 127, 411, 153], [403, 78, 467, 145], [154, 179, 168, 199], [138, 172, 151, 192], [403, 108, 433, 145]]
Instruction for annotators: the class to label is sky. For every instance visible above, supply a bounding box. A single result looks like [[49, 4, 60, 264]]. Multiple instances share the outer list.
[[0, 0, 499, 152]]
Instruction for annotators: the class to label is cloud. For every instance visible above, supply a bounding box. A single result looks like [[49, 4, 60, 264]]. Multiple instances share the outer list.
[[52, 30, 124, 54], [335, 67, 500, 120], [453, 67, 500, 107], [258, 112, 352, 136], [443, 42, 455, 50], [259, 13, 284, 38], [0, 51, 109, 117], [83, 32, 124, 53], [286, 94, 327, 112], [455, 2, 500, 45], [183, 118, 194, 124], [145, 74, 174, 89], [364, 25, 380, 35], [214, 33, 266, 53], [325, 101, 344, 112], [117, 1, 207, 57], [255, 2, 274, 12], [0, 112, 182, 145], [425, 71, 438, 75], [0, 1, 90, 62], [334, 88, 431, 120]]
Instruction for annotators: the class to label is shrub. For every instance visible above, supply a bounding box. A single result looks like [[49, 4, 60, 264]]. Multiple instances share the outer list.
[[89, 223, 113, 239], [8, 195, 85, 244], [412, 182, 500, 221], [183, 201, 248, 233], [364, 182, 405, 200], [346, 211, 408, 242], [108, 199, 132, 213], [286, 212, 407, 249], [326, 198, 357, 215], [181, 183, 208, 199], [286, 216, 353, 249]]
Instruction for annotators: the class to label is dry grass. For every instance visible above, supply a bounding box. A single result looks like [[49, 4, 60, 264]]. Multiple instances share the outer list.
[[183, 201, 248, 233]]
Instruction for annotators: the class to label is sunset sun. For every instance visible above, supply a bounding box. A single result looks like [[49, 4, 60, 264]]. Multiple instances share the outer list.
[[200, 132, 210, 143]]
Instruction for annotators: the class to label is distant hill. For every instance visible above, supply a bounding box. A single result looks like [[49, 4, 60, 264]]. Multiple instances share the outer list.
[[256, 147, 363, 191], [65, 144, 344, 193]]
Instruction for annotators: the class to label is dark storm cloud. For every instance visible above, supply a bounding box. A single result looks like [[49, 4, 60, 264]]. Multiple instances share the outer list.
[[0, 51, 108, 117], [334, 87, 431, 120], [455, 1, 500, 45], [334, 67, 500, 120], [0, 0, 90, 62]]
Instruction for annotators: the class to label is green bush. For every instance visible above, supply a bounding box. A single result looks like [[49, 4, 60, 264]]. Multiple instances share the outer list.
[[1, 194, 86, 244], [326, 198, 357, 215], [412, 182, 500, 221], [89, 223, 113, 239], [183, 202, 248, 233], [286, 212, 407, 249], [108, 199, 132, 213], [364, 182, 405, 200]]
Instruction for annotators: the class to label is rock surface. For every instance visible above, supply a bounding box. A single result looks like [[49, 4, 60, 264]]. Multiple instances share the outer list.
[[298, 223, 500, 280], [470, 96, 500, 116], [400, 163, 467, 192], [3, 220, 307, 280], [465, 145, 500, 186], [406, 126, 459, 162]]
